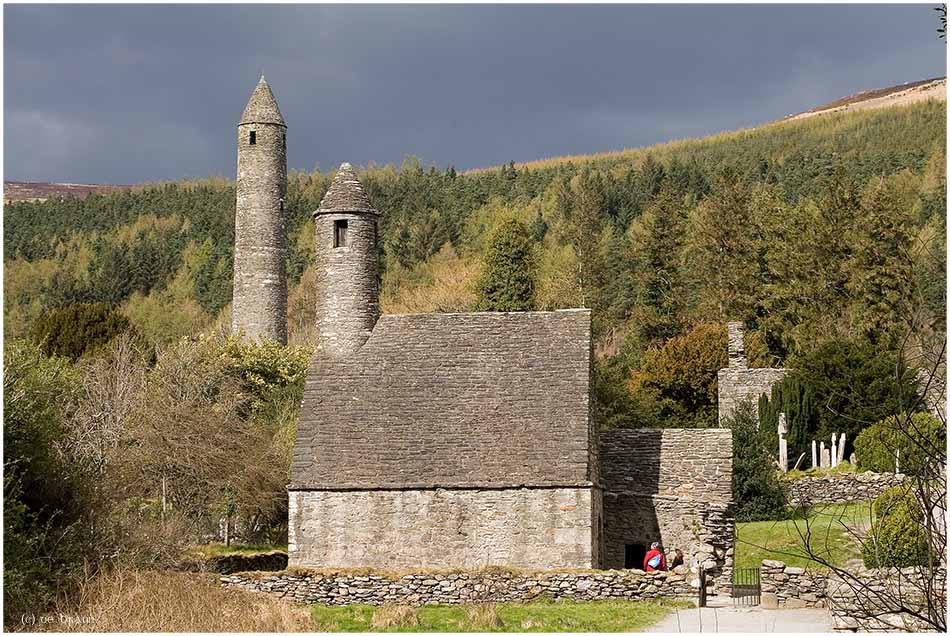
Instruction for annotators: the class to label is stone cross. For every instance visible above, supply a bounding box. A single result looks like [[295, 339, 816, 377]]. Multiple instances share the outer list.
[[837, 433, 847, 465], [777, 413, 788, 472], [831, 433, 838, 468], [811, 440, 818, 470]]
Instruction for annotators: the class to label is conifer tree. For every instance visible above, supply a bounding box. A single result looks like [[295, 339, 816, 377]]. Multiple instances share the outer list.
[[627, 184, 691, 347], [846, 177, 915, 347], [685, 168, 760, 323], [475, 219, 537, 312]]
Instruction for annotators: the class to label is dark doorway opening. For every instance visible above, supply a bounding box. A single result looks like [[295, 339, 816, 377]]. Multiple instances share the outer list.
[[624, 543, 646, 569]]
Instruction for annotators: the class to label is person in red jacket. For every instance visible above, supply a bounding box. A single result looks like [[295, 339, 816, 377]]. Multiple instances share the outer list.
[[643, 542, 667, 571]]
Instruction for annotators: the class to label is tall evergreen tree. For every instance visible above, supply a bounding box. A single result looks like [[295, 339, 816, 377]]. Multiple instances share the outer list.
[[475, 219, 537, 312], [685, 168, 760, 323], [846, 177, 915, 347], [627, 184, 691, 347]]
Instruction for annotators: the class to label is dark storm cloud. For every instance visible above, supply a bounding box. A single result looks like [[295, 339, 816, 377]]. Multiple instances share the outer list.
[[4, 4, 945, 183]]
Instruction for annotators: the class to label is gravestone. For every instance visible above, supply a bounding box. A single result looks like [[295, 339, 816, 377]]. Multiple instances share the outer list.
[[778, 413, 788, 472]]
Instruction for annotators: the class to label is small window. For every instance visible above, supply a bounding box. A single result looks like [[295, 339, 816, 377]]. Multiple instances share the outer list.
[[282, 132, 286, 147], [334, 219, 348, 248], [249, 130, 256, 145]]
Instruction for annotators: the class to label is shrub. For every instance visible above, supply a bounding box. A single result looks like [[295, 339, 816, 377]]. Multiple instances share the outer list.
[[3, 340, 83, 627], [213, 335, 312, 417], [862, 487, 930, 568], [728, 400, 790, 521], [30, 302, 132, 360], [628, 322, 727, 428], [853, 412, 946, 475], [762, 338, 920, 459]]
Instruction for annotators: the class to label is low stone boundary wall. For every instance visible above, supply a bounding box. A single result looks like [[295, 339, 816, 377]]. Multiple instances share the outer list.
[[182, 551, 288, 574], [786, 471, 906, 506], [827, 567, 946, 632], [221, 566, 703, 606], [760, 560, 827, 608], [760, 559, 945, 631]]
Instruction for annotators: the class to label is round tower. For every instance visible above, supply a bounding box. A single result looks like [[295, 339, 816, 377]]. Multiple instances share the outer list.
[[312, 163, 381, 357], [233, 75, 288, 344]]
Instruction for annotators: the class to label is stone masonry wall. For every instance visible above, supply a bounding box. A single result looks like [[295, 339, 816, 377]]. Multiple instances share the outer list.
[[599, 429, 735, 593], [221, 566, 699, 606], [786, 471, 907, 506], [312, 211, 379, 358], [717, 367, 788, 424], [288, 487, 599, 570], [233, 120, 287, 345], [760, 560, 828, 609], [717, 322, 787, 423]]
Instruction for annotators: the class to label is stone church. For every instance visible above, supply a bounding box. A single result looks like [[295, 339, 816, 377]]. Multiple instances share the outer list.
[[233, 77, 736, 587]]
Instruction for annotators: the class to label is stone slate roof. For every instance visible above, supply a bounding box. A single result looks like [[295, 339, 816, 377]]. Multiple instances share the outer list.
[[291, 309, 594, 490], [314, 163, 379, 215], [240, 76, 285, 126]]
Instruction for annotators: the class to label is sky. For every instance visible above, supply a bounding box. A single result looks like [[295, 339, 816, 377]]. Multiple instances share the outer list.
[[4, 4, 947, 184]]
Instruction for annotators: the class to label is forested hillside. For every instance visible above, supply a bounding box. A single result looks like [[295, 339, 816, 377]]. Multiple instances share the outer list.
[[6, 98, 945, 354]]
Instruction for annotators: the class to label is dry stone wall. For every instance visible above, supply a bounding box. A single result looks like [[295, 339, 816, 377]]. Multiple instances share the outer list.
[[288, 487, 600, 570], [760, 560, 828, 608], [827, 567, 946, 632], [786, 471, 907, 506], [599, 429, 735, 593], [760, 560, 945, 631], [221, 566, 701, 606]]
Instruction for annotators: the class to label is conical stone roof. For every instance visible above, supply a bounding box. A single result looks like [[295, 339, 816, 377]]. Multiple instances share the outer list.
[[315, 163, 379, 215], [240, 76, 285, 126]]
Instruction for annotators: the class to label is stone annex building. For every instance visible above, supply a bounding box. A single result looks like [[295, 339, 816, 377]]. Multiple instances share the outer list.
[[232, 78, 754, 589]]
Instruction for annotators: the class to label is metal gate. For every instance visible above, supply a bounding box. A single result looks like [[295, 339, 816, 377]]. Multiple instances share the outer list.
[[732, 567, 760, 606]]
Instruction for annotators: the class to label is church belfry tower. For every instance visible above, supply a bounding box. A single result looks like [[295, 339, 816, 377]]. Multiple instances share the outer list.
[[233, 75, 288, 344], [312, 163, 380, 357]]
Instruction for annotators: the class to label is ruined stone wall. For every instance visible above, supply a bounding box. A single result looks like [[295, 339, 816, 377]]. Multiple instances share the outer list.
[[312, 212, 379, 358], [717, 322, 786, 423], [785, 471, 907, 506], [221, 566, 700, 606], [233, 121, 287, 344], [717, 367, 787, 423], [288, 487, 600, 570], [599, 429, 735, 593]]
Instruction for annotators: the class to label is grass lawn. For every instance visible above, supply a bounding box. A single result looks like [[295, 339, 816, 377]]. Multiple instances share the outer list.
[[735, 502, 872, 569], [183, 542, 287, 558], [310, 599, 691, 632]]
